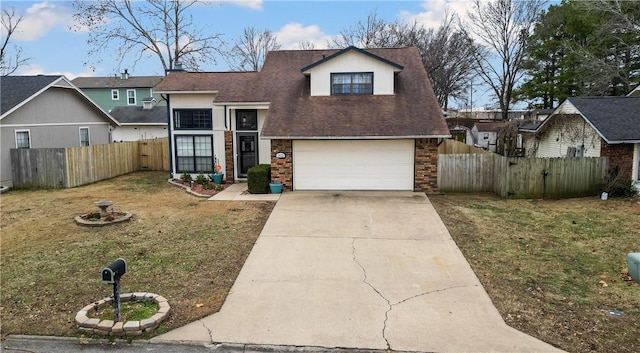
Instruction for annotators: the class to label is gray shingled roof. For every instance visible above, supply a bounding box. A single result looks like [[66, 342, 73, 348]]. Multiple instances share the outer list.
[[71, 75, 163, 89], [1, 75, 61, 115], [568, 97, 640, 143], [109, 106, 167, 125]]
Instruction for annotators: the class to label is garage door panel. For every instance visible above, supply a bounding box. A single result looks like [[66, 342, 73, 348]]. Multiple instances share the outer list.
[[293, 140, 414, 190]]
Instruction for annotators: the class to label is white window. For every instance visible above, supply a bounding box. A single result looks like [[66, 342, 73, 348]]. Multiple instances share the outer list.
[[79, 127, 90, 146], [127, 89, 136, 105], [111, 89, 119, 100], [15, 130, 31, 148], [175, 135, 213, 172]]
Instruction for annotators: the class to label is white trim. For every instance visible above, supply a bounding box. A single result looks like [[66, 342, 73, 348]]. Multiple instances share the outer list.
[[111, 89, 119, 100], [15, 129, 31, 149], [79, 126, 90, 146], [127, 89, 136, 105], [0, 122, 111, 128]]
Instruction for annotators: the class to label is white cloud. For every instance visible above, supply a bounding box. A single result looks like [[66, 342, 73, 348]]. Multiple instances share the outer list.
[[12, 2, 72, 41], [17, 63, 96, 80], [224, 0, 263, 11], [275, 23, 333, 50], [398, 0, 472, 29]]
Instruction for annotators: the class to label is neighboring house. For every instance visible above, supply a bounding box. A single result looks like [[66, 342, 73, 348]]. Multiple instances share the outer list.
[[72, 71, 165, 112], [445, 117, 476, 145], [471, 121, 510, 152], [155, 46, 450, 191], [0, 75, 119, 187], [109, 98, 168, 141], [520, 97, 640, 189]]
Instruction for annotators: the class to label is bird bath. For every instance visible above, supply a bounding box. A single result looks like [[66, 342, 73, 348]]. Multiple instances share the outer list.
[[75, 200, 132, 227]]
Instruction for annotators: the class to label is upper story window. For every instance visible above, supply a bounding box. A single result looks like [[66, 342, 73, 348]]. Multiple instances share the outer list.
[[111, 89, 119, 100], [331, 72, 373, 95], [15, 130, 30, 149], [127, 89, 136, 105], [174, 109, 212, 129]]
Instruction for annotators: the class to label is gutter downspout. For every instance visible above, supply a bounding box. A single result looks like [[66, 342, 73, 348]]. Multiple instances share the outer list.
[[162, 93, 173, 178]]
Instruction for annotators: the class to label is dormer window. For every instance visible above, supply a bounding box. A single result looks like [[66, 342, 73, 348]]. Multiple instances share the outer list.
[[331, 72, 373, 95]]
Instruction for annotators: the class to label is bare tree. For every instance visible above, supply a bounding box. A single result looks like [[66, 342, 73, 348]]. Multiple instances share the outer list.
[[1, 8, 30, 76], [331, 10, 399, 48], [71, 0, 223, 72], [331, 10, 478, 110], [297, 40, 316, 50], [225, 27, 281, 72], [465, 0, 546, 120], [410, 13, 478, 110]]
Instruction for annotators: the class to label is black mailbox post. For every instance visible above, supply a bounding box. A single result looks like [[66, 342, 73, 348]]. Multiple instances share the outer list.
[[101, 258, 127, 321]]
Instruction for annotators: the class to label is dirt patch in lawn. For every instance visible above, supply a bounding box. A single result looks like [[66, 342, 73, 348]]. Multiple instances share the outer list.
[[0, 172, 274, 338], [429, 194, 640, 353]]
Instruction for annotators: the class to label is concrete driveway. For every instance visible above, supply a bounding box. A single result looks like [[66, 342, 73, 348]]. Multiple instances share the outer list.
[[153, 192, 563, 352]]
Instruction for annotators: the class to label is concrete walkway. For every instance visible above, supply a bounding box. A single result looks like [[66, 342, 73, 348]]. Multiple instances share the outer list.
[[153, 192, 564, 352], [208, 183, 281, 201]]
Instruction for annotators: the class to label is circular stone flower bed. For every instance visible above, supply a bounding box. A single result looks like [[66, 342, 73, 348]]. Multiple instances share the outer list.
[[75, 292, 170, 336], [74, 211, 133, 227]]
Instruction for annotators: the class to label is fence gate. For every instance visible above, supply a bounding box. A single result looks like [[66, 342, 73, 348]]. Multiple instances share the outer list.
[[504, 157, 546, 199]]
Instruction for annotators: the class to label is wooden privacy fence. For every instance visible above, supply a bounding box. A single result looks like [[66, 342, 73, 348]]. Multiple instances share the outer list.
[[438, 139, 490, 155], [11, 138, 169, 189], [438, 153, 608, 199]]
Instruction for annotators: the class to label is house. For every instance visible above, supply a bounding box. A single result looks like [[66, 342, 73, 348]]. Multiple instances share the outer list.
[[109, 98, 167, 141], [154, 46, 450, 192], [71, 71, 165, 112], [445, 117, 476, 145], [471, 121, 510, 152], [520, 97, 640, 189], [0, 75, 119, 187]]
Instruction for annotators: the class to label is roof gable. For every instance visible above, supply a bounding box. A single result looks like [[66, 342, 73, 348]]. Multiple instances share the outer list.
[[539, 97, 640, 143], [300, 46, 404, 73], [1, 75, 119, 125], [1, 75, 61, 116]]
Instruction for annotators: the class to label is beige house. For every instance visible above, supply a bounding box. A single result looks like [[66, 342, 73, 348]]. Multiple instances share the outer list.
[[155, 46, 450, 192]]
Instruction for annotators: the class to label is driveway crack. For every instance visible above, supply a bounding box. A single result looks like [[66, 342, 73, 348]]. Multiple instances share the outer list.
[[351, 238, 392, 351], [198, 319, 214, 343]]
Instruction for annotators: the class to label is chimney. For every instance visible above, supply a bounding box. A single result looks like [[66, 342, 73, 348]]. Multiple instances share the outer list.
[[174, 62, 183, 71], [121, 69, 129, 80]]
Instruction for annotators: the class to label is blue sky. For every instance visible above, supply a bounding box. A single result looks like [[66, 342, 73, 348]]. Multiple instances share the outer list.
[[2, 0, 526, 108]]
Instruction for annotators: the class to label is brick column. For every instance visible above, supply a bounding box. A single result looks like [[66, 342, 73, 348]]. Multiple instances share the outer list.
[[271, 139, 293, 191], [601, 140, 634, 179], [414, 138, 439, 193], [224, 131, 234, 184]]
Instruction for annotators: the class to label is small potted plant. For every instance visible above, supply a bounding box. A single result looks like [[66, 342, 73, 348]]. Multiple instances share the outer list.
[[209, 156, 224, 184]]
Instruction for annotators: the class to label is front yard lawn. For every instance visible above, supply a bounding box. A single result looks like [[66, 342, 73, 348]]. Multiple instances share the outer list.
[[0, 172, 274, 338], [429, 194, 640, 353]]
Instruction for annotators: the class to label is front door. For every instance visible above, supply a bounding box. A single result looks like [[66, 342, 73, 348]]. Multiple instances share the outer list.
[[237, 132, 258, 178]]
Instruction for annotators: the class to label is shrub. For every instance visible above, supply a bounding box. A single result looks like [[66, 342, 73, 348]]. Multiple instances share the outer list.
[[180, 171, 192, 182], [247, 164, 271, 194], [195, 172, 208, 185]]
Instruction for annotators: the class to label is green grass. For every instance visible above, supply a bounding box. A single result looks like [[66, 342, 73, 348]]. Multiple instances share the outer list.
[[89, 300, 159, 322], [429, 194, 640, 353]]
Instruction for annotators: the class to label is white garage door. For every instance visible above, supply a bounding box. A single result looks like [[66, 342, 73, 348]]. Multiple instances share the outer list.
[[293, 140, 414, 190]]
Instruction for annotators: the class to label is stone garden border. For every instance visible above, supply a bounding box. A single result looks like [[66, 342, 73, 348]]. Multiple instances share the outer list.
[[75, 292, 170, 336], [74, 211, 133, 227]]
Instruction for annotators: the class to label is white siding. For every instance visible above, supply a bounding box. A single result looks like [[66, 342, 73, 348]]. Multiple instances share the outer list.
[[535, 115, 601, 158], [112, 126, 168, 141], [306, 51, 397, 96]]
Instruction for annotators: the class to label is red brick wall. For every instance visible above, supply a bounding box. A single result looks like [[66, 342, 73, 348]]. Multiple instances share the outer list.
[[601, 141, 634, 180], [224, 131, 234, 184], [271, 139, 293, 190], [414, 138, 439, 193]]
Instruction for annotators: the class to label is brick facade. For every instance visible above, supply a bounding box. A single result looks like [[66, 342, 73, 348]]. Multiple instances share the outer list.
[[271, 139, 293, 191], [414, 138, 439, 193], [224, 131, 234, 184], [601, 140, 634, 180]]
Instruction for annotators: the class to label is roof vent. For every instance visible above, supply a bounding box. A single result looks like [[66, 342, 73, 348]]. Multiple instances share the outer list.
[[174, 62, 183, 71]]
